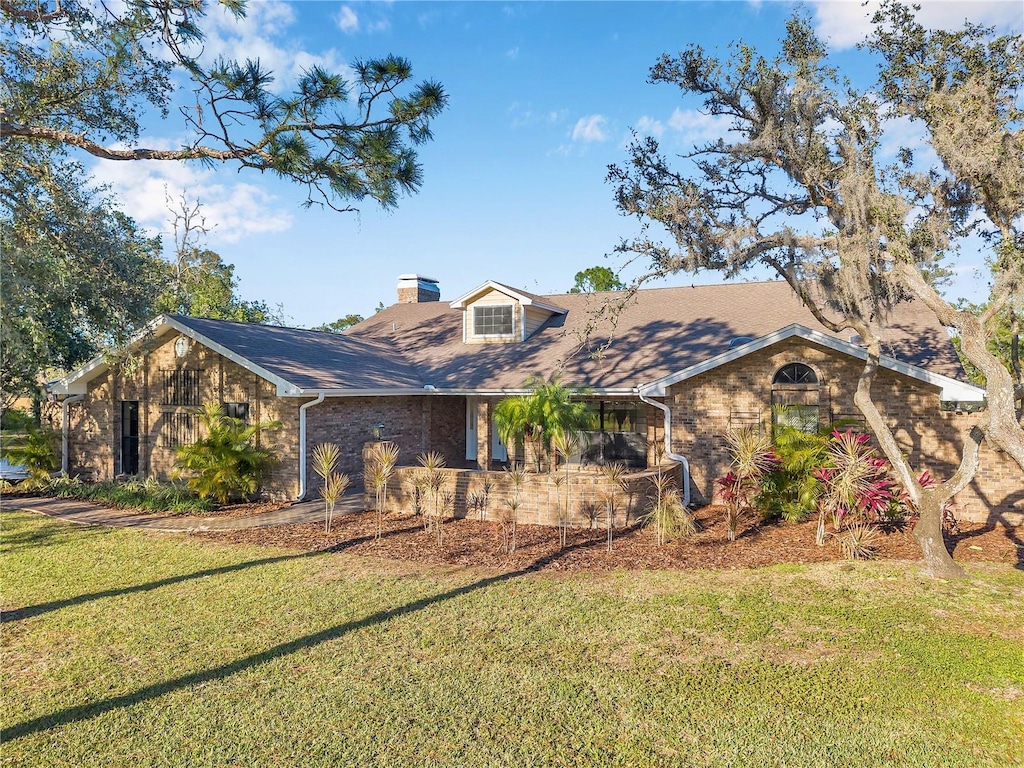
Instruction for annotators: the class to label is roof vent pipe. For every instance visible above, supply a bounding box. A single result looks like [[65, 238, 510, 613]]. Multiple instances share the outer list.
[[297, 393, 326, 500], [637, 390, 691, 507]]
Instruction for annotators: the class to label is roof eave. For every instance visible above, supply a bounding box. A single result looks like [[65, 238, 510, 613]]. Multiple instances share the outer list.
[[637, 323, 985, 402]]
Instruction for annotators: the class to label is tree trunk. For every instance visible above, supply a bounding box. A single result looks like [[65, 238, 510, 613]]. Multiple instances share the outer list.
[[914, 490, 967, 579]]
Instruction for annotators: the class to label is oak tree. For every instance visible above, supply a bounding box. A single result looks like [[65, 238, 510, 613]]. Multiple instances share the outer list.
[[608, 2, 1023, 578]]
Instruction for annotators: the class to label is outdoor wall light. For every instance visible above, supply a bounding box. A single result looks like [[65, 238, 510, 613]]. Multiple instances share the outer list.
[[371, 422, 385, 440]]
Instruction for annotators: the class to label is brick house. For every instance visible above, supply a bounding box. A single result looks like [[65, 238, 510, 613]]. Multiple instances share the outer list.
[[49, 277, 1022, 523]]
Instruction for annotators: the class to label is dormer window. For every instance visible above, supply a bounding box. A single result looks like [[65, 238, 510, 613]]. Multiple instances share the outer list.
[[474, 305, 514, 336]]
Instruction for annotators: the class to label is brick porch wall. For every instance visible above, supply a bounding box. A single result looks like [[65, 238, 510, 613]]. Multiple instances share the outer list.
[[368, 464, 680, 528]]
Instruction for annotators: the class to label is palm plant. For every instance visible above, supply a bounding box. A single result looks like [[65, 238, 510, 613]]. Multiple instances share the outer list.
[[2, 426, 59, 488], [493, 374, 593, 472], [366, 441, 400, 540], [174, 402, 280, 504]]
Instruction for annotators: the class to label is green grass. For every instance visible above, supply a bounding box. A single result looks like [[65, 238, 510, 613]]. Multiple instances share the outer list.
[[2, 510, 1023, 768]]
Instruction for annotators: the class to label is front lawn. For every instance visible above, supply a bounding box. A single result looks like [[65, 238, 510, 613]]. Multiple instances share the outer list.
[[2, 510, 1022, 767]]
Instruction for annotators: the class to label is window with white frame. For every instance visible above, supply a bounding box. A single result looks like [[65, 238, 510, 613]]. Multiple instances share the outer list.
[[473, 305, 514, 336]]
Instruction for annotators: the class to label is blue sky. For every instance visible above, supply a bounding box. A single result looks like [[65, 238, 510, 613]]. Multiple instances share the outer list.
[[90, 1, 1023, 328]]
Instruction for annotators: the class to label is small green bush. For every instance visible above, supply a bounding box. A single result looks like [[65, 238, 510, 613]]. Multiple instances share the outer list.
[[43, 475, 215, 515], [174, 402, 281, 503]]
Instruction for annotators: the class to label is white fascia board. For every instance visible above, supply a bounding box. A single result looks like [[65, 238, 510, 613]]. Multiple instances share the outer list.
[[158, 317, 301, 396], [638, 324, 986, 402], [49, 315, 304, 397], [448, 280, 567, 314], [281, 388, 439, 398]]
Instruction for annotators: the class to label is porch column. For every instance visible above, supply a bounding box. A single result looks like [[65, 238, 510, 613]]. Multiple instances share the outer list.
[[476, 399, 492, 469]]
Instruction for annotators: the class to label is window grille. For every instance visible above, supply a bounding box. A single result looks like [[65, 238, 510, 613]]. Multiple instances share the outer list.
[[473, 305, 514, 335], [161, 369, 201, 406], [161, 411, 197, 448]]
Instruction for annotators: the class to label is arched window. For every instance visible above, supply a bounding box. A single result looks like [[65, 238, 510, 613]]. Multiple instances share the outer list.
[[771, 363, 820, 433], [772, 362, 818, 385]]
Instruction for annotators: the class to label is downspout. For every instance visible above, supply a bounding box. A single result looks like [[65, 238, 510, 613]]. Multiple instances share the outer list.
[[297, 393, 325, 501], [61, 395, 85, 475], [637, 390, 691, 507]]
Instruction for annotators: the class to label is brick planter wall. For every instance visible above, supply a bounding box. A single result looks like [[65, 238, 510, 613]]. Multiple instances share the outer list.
[[365, 463, 683, 528]]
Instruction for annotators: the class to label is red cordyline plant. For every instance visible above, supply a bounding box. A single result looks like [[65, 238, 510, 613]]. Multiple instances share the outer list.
[[716, 427, 781, 541], [813, 430, 895, 548]]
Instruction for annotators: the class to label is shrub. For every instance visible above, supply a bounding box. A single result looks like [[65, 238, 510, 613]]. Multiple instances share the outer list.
[[174, 402, 280, 504], [311, 443, 351, 534], [643, 470, 698, 545], [2, 425, 59, 487]]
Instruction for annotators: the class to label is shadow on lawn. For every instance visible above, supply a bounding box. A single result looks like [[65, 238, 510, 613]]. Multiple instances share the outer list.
[[1, 524, 423, 624], [2, 540, 580, 742]]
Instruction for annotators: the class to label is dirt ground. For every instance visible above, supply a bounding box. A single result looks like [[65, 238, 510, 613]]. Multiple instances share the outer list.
[[190, 505, 1024, 573]]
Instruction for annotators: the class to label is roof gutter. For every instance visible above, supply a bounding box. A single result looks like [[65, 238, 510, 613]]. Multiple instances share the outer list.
[[297, 393, 325, 501], [60, 395, 85, 475], [637, 389, 691, 507]]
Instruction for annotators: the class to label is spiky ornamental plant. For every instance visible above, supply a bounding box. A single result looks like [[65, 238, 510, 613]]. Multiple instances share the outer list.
[[416, 451, 448, 537], [813, 430, 894, 547], [174, 402, 280, 504], [498, 464, 527, 554], [643, 457, 698, 546], [366, 441, 400, 540], [311, 443, 350, 533], [551, 429, 582, 548], [601, 462, 630, 552], [717, 427, 780, 541]]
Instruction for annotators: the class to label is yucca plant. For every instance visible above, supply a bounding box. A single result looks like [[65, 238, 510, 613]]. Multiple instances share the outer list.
[[174, 402, 281, 504], [601, 462, 629, 552], [838, 523, 882, 560], [416, 450, 447, 536], [311, 442, 350, 533], [366, 441, 400, 540], [551, 429, 581, 548], [497, 464, 527, 554], [643, 467, 698, 545]]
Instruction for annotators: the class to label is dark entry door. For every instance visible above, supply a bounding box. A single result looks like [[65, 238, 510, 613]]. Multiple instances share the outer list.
[[120, 401, 140, 475]]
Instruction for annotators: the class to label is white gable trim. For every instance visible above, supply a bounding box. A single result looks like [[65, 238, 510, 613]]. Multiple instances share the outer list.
[[49, 316, 302, 397], [637, 324, 985, 402], [448, 280, 567, 315]]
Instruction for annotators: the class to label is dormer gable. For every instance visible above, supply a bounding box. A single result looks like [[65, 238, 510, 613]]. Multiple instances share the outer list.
[[449, 281, 567, 344]]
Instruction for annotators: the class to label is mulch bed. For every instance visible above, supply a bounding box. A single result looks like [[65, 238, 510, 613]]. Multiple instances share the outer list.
[[189, 505, 1024, 573]]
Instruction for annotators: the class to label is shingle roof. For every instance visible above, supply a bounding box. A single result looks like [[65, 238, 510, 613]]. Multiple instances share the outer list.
[[347, 280, 965, 391], [168, 315, 424, 391]]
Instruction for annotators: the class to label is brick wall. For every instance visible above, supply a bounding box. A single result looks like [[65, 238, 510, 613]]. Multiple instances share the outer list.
[[369, 464, 679, 528], [667, 338, 1023, 523], [66, 332, 300, 499]]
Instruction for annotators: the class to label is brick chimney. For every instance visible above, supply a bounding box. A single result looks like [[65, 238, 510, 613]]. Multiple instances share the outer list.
[[397, 274, 440, 303]]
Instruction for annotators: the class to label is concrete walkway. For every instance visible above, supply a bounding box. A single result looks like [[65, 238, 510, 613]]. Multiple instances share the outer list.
[[1, 494, 366, 532]]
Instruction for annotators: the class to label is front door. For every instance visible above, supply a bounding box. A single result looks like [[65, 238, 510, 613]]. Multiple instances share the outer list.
[[491, 411, 508, 463], [120, 400, 139, 475], [465, 397, 478, 461]]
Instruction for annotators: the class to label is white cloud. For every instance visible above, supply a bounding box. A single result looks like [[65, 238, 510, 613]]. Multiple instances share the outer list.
[[190, 1, 348, 93], [634, 115, 664, 138], [809, 0, 1023, 50], [91, 150, 293, 246], [572, 114, 608, 143], [666, 108, 733, 145], [506, 46, 520, 60], [335, 6, 359, 33]]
